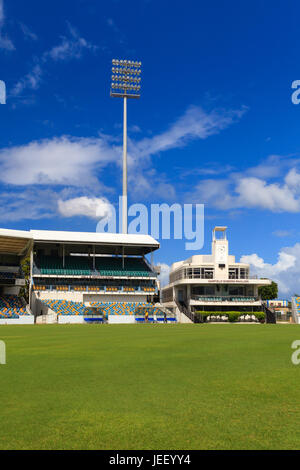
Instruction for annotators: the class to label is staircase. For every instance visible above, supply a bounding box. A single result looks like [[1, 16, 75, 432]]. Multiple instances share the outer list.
[[175, 299, 194, 323], [262, 302, 276, 324]]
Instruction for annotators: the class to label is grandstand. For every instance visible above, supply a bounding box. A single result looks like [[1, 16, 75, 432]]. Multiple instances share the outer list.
[[39, 299, 175, 324], [30, 230, 175, 324], [0, 229, 34, 324], [0, 228, 176, 325], [0, 295, 28, 319]]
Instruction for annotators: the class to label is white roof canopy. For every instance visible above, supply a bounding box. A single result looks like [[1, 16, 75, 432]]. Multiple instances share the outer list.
[[0, 228, 159, 256], [30, 230, 159, 255], [0, 228, 33, 256]]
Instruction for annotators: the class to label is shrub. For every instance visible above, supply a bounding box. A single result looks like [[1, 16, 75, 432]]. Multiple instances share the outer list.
[[195, 311, 266, 323], [254, 312, 265, 322]]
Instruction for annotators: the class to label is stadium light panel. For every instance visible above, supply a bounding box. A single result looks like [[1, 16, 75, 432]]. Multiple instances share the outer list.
[[110, 58, 142, 98], [110, 58, 142, 235]]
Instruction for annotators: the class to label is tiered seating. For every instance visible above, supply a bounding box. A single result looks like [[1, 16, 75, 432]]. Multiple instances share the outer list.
[[95, 257, 152, 277], [37, 256, 92, 276], [90, 301, 152, 316], [88, 287, 101, 292], [142, 287, 156, 292], [32, 282, 156, 292], [41, 299, 176, 321], [0, 272, 17, 280], [89, 302, 174, 319], [55, 285, 68, 291], [35, 255, 155, 278], [0, 295, 28, 318], [134, 305, 177, 322], [42, 300, 94, 316]]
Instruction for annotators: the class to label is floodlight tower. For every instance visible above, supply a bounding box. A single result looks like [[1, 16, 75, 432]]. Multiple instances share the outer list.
[[110, 59, 142, 234]]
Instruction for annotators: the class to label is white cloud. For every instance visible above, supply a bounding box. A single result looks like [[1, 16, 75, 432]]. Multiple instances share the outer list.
[[192, 158, 300, 213], [11, 65, 42, 97], [19, 22, 38, 41], [0, 0, 14, 51], [272, 230, 293, 238], [191, 179, 235, 209], [126, 105, 246, 199], [58, 196, 112, 220], [241, 252, 295, 275], [241, 247, 299, 297], [0, 104, 243, 195], [157, 263, 170, 288], [0, 189, 58, 221], [0, 104, 245, 219], [246, 154, 285, 179], [11, 23, 97, 97], [0, 136, 117, 187], [0, 189, 114, 223], [236, 177, 300, 212], [132, 106, 247, 160], [48, 24, 98, 61], [285, 168, 300, 190]]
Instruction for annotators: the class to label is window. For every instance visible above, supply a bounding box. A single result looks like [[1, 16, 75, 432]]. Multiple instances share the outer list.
[[193, 268, 201, 278], [240, 268, 249, 279], [229, 268, 238, 279], [203, 268, 214, 279]]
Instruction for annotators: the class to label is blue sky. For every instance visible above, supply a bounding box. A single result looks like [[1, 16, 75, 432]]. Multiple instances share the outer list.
[[1, 0, 300, 296]]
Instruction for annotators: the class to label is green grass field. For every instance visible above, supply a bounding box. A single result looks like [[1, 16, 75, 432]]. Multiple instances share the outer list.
[[0, 324, 300, 450]]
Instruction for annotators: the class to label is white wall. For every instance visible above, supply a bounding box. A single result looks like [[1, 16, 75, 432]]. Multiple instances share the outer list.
[[0, 317, 34, 325], [84, 293, 147, 303], [34, 290, 84, 303], [58, 315, 84, 324], [108, 315, 135, 324], [3, 286, 20, 296], [36, 314, 57, 324]]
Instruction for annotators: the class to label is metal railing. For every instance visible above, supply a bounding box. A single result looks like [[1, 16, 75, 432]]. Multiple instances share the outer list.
[[262, 302, 276, 324], [175, 298, 195, 323], [191, 295, 259, 302], [32, 284, 157, 294]]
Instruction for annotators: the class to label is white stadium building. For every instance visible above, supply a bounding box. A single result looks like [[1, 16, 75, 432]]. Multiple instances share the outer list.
[[0, 228, 176, 324], [161, 227, 273, 323], [0, 226, 278, 325]]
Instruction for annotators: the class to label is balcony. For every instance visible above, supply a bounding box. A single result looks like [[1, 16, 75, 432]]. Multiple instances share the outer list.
[[33, 284, 157, 295], [191, 295, 259, 302]]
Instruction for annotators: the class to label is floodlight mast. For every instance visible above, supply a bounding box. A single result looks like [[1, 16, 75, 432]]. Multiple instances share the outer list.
[[110, 59, 142, 234]]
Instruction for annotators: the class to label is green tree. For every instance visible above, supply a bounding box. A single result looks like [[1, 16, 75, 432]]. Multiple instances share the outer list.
[[19, 256, 31, 303], [258, 281, 278, 300]]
